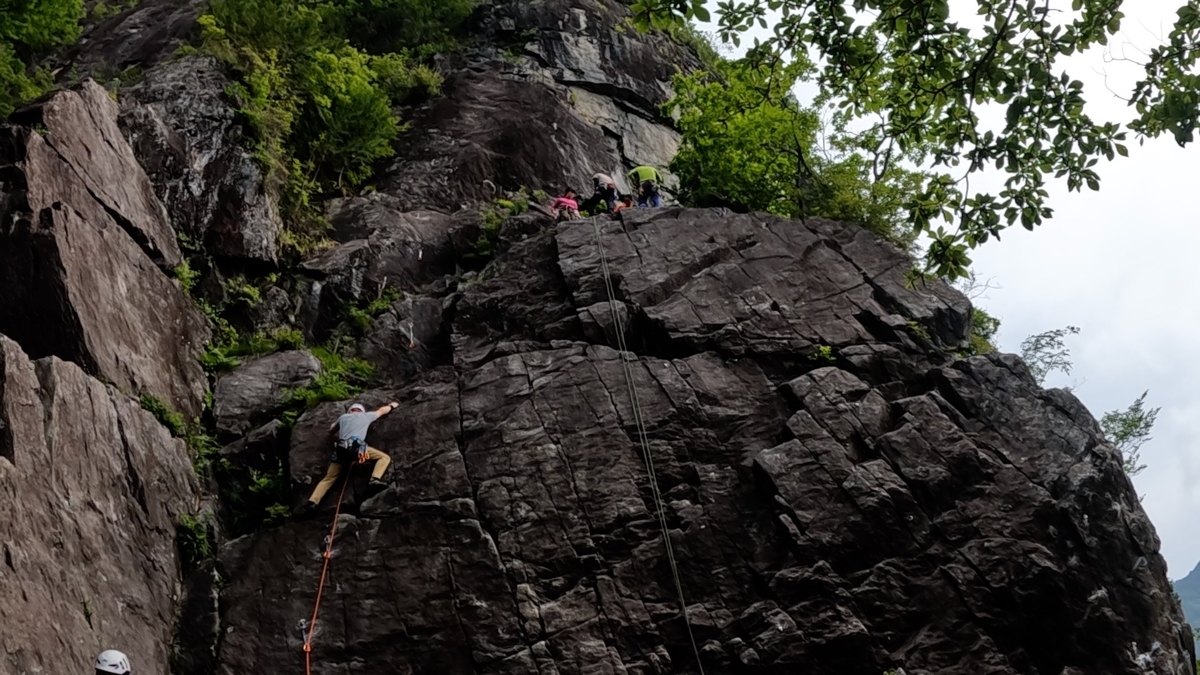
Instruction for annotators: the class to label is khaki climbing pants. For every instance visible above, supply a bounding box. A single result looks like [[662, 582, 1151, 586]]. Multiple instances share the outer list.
[[307, 447, 391, 505]]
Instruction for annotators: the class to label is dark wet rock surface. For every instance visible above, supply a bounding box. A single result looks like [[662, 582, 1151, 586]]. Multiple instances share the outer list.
[[0, 0, 1188, 672], [213, 350, 321, 436], [210, 208, 1192, 675]]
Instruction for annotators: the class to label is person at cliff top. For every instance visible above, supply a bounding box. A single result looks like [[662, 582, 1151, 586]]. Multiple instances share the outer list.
[[627, 165, 664, 207], [580, 172, 619, 214], [549, 189, 581, 221], [612, 194, 636, 214], [95, 650, 131, 675], [294, 401, 399, 516]]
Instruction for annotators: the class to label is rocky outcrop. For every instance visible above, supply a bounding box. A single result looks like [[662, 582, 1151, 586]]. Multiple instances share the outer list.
[[306, 198, 464, 292], [119, 55, 282, 263], [61, 0, 206, 79], [0, 336, 200, 674], [213, 350, 322, 436], [556, 208, 970, 366], [298, 198, 470, 337], [358, 294, 451, 385], [377, 0, 696, 208], [10, 80, 181, 266], [1174, 561, 1200, 629], [201, 207, 1192, 675], [0, 0, 1184, 672], [0, 113, 210, 416], [380, 69, 621, 211]]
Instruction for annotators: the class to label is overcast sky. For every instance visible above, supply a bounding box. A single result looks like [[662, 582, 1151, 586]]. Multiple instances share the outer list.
[[958, 0, 1200, 581], [699, 0, 1200, 579]]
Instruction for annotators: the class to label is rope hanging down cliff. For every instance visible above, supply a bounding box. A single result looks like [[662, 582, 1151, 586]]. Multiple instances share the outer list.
[[302, 467, 354, 675], [590, 217, 707, 674]]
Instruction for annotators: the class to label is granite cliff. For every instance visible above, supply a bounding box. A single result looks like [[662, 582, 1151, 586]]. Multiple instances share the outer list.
[[0, 0, 1191, 673]]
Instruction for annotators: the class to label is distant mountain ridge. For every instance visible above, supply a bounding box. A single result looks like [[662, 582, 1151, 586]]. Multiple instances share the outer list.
[[1175, 561, 1200, 629]]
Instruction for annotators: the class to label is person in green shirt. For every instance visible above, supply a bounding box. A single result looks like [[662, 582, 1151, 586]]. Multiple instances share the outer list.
[[627, 165, 664, 207]]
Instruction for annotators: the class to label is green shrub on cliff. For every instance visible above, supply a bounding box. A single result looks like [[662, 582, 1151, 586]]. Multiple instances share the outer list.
[[0, 0, 83, 115], [198, 0, 464, 251], [282, 347, 374, 410], [176, 512, 214, 575], [665, 47, 926, 252]]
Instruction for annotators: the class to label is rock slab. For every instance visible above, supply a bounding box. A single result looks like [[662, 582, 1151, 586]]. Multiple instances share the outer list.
[[213, 350, 322, 436], [209, 207, 1192, 675], [11, 80, 181, 266], [0, 121, 210, 417], [0, 336, 200, 674]]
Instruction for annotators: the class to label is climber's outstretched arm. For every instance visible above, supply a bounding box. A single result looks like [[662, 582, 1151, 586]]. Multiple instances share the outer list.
[[375, 402, 400, 417]]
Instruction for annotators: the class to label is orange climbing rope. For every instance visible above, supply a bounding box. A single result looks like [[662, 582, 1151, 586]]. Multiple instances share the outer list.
[[302, 467, 353, 675]]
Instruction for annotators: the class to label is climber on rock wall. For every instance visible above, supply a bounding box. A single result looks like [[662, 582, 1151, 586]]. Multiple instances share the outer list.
[[581, 172, 619, 214], [627, 165, 664, 207], [612, 193, 636, 214], [94, 650, 131, 675], [294, 401, 399, 517], [550, 189, 581, 221]]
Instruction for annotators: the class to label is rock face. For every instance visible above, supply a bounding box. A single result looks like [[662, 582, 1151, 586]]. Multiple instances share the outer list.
[[0, 0, 1186, 672], [378, 0, 696, 208], [298, 198, 469, 338], [10, 80, 181, 266], [0, 122, 210, 417], [380, 69, 621, 211], [1173, 561, 1200, 629], [0, 336, 200, 674], [0, 104, 210, 417], [119, 55, 282, 263], [202, 208, 1193, 675], [358, 293, 451, 385], [60, 0, 206, 79], [213, 350, 322, 436]]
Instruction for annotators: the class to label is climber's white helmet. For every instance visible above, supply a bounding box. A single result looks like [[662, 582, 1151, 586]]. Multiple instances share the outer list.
[[95, 650, 131, 674], [348, 403, 366, 413]]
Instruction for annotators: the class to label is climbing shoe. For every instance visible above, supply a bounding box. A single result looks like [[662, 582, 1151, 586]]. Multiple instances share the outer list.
[[367, 478, 388, 495], [292, 501, 316, 519]]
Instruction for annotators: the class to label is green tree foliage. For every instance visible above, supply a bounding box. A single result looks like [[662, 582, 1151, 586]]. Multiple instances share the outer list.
[[1019, 325, 1080, 385], [324, 0, 476, 56], [292, 47, 401, 185], [0, 0, 83, 115], [139, 394, 187, 436], [667, 48, 925, 250], [966, 306, 1001, 355], [199, 0, 454, 246], [176, 513, 214, 575], [1130, 3, 1200, 145], [1101, 391, 1160, 477], [632, 0, 1200, 279]]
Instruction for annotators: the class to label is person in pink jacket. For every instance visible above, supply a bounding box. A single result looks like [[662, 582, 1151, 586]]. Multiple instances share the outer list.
[[549, 189, 581, 220]]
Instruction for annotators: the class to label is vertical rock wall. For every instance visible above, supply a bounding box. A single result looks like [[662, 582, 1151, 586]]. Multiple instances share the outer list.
[[0, 337, 200, 674], [201, 211, 1194, 675], [1, 1, 1184, 673], [0, 83, 210, 417]]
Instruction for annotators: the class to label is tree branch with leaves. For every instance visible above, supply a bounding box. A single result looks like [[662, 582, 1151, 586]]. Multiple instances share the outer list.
[[633, 0, 1198, 280]]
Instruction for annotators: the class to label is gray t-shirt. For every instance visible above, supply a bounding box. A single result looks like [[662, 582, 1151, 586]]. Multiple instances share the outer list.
[[336, 411, 378, 443]]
